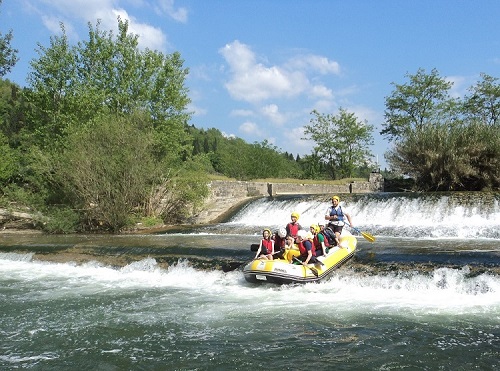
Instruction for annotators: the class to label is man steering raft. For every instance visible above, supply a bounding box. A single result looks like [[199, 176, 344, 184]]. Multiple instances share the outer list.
[[325, 195, 354, 247]]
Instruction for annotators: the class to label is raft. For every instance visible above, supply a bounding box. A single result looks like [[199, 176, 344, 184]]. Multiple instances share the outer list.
[[243, 231, 357, 284]]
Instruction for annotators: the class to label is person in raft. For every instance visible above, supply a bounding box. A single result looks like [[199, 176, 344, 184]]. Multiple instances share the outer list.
[[254, 228, 275, 260], [286, 211, 302, 241], [272, 227, 287, 259], [310, 224, 328, 257], [294, 230, 321, 265], [325, 195, 354, 247]]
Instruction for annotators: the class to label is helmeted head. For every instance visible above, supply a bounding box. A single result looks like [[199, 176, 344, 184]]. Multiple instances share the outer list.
[[296, 229, 307, 240], [291, 211, 300, 221], [331, 195, 340, 202], [310, 224, 320, 233], [278, 227, 287, 238], [263, 228, 272, 237], [318, 221, 325, 228]]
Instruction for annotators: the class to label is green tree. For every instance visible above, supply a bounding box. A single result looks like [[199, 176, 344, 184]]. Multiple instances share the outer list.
[[57, 113, 156, 232], [383, 69, 500, 191], [381, 68, 455, 142], [463, 73, 500, 126], [19, 17, 200, 231], [0, 0, 18, 77], [303, 108, 374, 179], [0, 130, 16, 185], [25, 18, 191, 159]]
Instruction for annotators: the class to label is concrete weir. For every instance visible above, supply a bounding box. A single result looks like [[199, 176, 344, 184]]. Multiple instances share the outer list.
[[192, 172, 384, 224]]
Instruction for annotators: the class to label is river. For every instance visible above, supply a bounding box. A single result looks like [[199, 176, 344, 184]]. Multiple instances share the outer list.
[[1, 192, 499, 370]]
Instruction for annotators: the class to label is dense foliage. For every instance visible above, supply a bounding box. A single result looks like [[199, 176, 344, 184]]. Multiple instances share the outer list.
[[0, 18, 207, 232], [382, 69, 500, 191], [303, 108, 374, 179]]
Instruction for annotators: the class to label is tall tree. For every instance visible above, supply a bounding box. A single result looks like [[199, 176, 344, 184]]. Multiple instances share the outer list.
[[19, 17, 201, 230], [381, 68, 455, 142], [26, 18, 192, 159], [303, 108, 374, 179]]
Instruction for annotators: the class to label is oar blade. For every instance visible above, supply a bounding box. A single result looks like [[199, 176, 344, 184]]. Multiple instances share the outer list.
[[293, 257, 319, 277], [309, 266, 319, 277], [361, 231, 376, 243], [221, 261, 245, 272]]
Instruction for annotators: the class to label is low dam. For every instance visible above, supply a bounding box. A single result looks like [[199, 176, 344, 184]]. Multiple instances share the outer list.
[[192, 172, 384, 224]]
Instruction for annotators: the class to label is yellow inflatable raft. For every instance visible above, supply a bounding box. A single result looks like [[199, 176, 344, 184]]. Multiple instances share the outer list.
[[243, 231, 357, 284]]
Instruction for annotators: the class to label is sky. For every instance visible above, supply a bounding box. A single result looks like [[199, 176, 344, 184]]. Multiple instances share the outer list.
[[1, 0, 500, 169]]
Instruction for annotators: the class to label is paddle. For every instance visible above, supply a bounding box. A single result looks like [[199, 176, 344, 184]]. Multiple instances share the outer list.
[[225, 238, 294, 272], [250, 243, 260, 251], [292, 257, 319, 277], [221, 259, 252, 272], [222, 244, 277, 272], [344, 221, 375, 243]]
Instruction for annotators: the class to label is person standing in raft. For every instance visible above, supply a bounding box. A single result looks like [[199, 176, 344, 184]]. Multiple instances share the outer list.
[[286, 211, 302, 240], [325, 195, 353, 247], [254, 228, 275, 260], [294, 230, 321, 265]]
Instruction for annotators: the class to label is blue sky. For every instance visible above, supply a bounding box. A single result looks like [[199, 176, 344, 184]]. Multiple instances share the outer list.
[[2, 0, 500, 169]]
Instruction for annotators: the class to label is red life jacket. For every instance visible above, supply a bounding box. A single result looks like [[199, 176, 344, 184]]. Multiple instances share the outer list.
[[319, 231, 330, 247], [298, 239, 316, 258], [286, 222, 300, 237], [261, 239, 274, 255]]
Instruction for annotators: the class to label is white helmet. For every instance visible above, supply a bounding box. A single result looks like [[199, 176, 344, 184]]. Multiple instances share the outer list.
[[297, 230, 307, 239], [278, 227, 287, 238]]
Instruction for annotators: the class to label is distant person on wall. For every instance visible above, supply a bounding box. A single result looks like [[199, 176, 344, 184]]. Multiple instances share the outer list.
[[286, 211, 302, 241], [325, 196, 353, 247], [254, 228, 275, 260]]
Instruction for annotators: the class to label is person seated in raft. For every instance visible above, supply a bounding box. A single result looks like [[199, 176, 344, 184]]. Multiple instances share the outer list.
[[254, 228, 275, 260], [317, 221, 332, 251], [281, 235, 297, 262], [272, 227, 287, 259], [325, 195, 354, 248], [310, 224, 328, 257], [294, 230, 321, 266], [286, 211, 302, 242]]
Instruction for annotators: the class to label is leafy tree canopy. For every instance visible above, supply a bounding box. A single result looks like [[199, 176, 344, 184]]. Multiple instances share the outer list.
[[303, 108, 374, 179]]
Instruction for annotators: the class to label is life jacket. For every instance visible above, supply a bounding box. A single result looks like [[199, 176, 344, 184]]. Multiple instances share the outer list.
[[329, 206, 344, 226], [298, 239, 316, 258], [329, 205, 344, 219], [312, 234, 321, 249], [261, 239, 274, 255], [319, 231, 330, 247], [286, 222, 300, 237], [313, 234, 327, 255]]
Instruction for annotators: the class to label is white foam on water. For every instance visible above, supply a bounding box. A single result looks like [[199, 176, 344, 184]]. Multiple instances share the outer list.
[[2, 253, 498, 322]]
